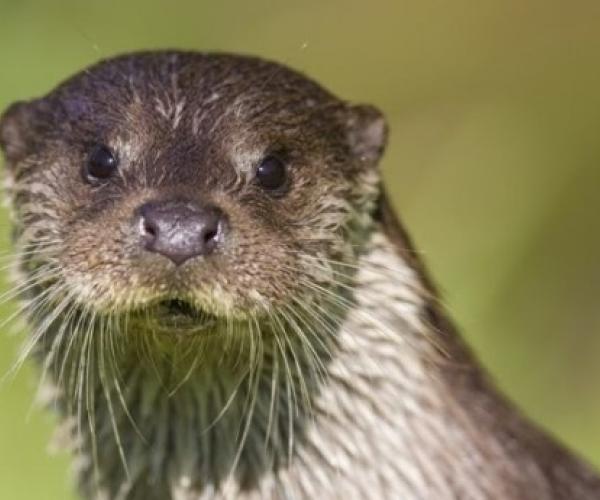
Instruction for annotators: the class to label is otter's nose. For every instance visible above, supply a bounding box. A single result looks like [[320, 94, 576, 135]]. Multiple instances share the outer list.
[[137, 201, 226, 265]]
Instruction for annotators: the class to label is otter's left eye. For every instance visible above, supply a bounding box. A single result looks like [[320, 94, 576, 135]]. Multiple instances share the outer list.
[[255, 155, 287, 191], [84, 144, 118, 182]]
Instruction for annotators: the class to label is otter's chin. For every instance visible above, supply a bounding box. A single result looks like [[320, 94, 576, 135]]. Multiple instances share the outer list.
[[140, 298, 219, 336]]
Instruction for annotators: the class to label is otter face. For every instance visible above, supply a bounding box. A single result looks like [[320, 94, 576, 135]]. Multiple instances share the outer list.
[[0, 52, 386, 333]]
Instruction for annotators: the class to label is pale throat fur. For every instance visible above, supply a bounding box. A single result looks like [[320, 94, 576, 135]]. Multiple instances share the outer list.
[[0, 51, 599, 500]]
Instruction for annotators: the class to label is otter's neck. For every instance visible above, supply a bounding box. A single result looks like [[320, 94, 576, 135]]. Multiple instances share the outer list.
[[43, 227, 596, 500]]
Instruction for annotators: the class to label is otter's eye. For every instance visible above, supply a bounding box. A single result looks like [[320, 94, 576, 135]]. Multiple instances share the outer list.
[[256, 155, 287, 191], [84, 145, 118, 182]]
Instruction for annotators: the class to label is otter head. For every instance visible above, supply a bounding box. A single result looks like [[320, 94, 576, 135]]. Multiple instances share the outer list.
[[0, 52, 387, 339]]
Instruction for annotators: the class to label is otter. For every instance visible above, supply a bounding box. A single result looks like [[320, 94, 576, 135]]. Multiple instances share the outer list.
[[0, 51, 598, 500]]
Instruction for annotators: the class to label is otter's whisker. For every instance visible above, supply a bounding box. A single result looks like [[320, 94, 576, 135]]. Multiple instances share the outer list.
[[0, 264, 60, 309], [264, 344, 280, 452], [3, 281, 70, 382], [106, 313, 146, 443], [34, 291, 79, 410], [98, 312, 130, 478], [229, 313, 264, 478], [278, 307, 314, 421], [283, 301, 331, 390], [58, 302, 91, 400], [82, 311, 101, 490]]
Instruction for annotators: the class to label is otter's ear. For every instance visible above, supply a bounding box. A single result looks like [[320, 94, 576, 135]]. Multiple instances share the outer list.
[[344, 104, 388, 164], [0, 101, 36, 165]]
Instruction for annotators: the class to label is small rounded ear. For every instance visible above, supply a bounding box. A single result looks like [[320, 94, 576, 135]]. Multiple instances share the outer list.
[[0, 100, 36, 165], [344, 104, 388, 164]]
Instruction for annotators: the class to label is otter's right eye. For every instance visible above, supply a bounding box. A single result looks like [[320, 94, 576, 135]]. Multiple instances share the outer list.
[[84, 145, 118, 182]]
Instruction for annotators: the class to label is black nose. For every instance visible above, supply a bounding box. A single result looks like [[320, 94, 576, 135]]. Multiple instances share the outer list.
[[137, 200, 226, 265]]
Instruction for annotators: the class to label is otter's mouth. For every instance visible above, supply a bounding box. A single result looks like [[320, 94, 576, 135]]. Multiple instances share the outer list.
[[146, 298, 217, 334]]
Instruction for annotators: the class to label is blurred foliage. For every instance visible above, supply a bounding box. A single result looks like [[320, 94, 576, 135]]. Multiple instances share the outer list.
[[1, 1, 599, 499]]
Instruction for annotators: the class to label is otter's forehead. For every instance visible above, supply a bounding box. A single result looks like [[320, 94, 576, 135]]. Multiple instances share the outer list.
[[52, 52, 339, 136]]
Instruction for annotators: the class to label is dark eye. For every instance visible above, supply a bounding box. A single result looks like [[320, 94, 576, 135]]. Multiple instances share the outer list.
[[84, 144, 118, 182], [255, 155, 287, 191]]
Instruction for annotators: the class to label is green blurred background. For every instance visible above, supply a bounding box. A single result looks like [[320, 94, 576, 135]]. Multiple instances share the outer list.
[[1, 1, 600, 498]]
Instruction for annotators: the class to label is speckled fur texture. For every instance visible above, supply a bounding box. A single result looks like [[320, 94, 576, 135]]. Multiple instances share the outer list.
[[1, 51, 599, 499]]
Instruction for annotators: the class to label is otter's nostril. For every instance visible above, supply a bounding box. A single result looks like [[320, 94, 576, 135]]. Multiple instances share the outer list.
[[143, 219, 157, 237], [203, 228, 218, 244]]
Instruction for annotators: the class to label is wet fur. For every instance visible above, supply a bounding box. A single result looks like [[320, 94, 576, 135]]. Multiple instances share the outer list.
[[1, 52, 599, 499]]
